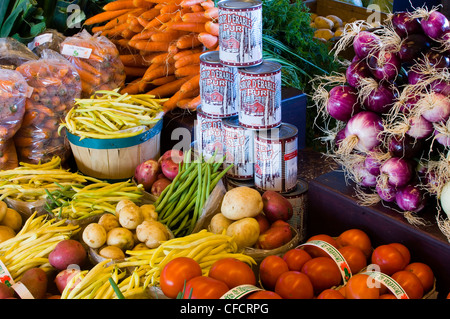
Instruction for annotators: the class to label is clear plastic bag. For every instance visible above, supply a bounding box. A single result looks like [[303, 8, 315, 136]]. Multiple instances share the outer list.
[[60, 30, 126, 98], [0, 38, 38, 69], [14, 50, 82, 164], [28, 29, 66, 57]]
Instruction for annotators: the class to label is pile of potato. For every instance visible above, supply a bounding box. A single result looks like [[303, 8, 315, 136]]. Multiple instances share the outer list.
[[0, 201, 22, 243], [81, 200, 171, 261]]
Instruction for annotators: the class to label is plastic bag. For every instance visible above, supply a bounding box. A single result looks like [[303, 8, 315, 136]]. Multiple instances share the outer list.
[[60, 30, 126, 98], [0, 69, 29, 169], [0, 38, 38, 69], [28, 29, 66, 57], [14, 50, 82, 164]]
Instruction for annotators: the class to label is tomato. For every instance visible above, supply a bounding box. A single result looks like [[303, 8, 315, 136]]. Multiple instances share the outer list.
[[304, 234, 338, 258], [282, 248, 312, 271], [301, 257, 342, 295], [379, 293, 397, 299], [336, 228, 372, 258], [183, 276, 229, 299], [371, 244, 406, 275], [160, 257, 202, 299], [338, 245, 367, 274], [345, 274, 380, 299], [259, 255, 289, 290], [274, 271, 314, 299], [391, 270, 424, 299], [246, 290, 282, 299], [208, 258, 256, 289], [388, 243, 410, 268], [404, 262, 434, 292], [447, 292, 450, 299], [316, 289, 345, 299]]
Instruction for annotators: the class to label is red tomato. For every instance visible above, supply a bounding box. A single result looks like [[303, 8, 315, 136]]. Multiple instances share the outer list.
[[160, 257, 202, 299], [301, 257, 342, 295], [379, 293, 397, 299], [316, 289, 345, 299], [208, 258, 256, 289], [274, 271, 314, 299], [391, 270, 424, 299], [388, 243, 410, 268], [259, 255, 289, 291], [338, 245, 367, 274], [304, 234, 338, 258], [282, 248, 312, 271], [336, 228, 372, 258], [183, 276, 229, 299], [246, 290, 282, 299], [345, 274, 380, 299], [404, 262, 434, 292], [371, 244, 406, 275]]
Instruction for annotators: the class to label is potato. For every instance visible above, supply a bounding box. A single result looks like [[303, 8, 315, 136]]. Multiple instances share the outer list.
[[221, 187, 263, 220], [82, 223, 107, 248], [20, 268, 48, 299], [209, 213, 233, 234], [326, 15, 343, 30], [49, 239, 87, 270], [132, 243, 149, 251], [0, 282, 14, 299], [54, 268, 81, 294], [0, 225, 15, 243], [314, 16, 334, 30], [115, 199, 135, 214], [98, 213, 120, 233], [310, 22, 316, 29], [136, 220, 170, 248], [118, 204, 143, 229], [140, 204, 158, 221], [226, 217, 260, 249], [99, 245, 125, 260], [334, 28, 344, 38], [314, 29, 335, 41], [262, 190, 293, 223], [0, 201, 7, 223], [1, 208, 22, 232], [106, 227, 135, 250], [310, 13, 318, 22]]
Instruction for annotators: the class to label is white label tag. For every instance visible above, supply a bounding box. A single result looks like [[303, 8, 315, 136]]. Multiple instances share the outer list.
[[11, 282, 35, 299], [0, 260, 14, 287], [61, 44, 92, 59], [220, 284, 262, 299], [28, 33, 53, 50]]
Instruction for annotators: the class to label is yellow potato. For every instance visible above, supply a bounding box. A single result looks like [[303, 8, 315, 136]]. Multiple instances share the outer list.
[[314, 16, 334, 30], [99, 245, 125, 260], [1, 208, 22, 232], [310, 13, 318, 22], [0, 201, 7, 223], [314, 29, 335, 41], [0, 225, 15, 243], [326, 15, 343, 30], [334, 27, 345, 38]]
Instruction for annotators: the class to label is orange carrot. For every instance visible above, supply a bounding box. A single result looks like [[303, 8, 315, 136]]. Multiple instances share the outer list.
[[120, 78, 144, 94], [173, 47, 204, 60], [84, 9, 130, 25], [140, 7, 161, 20], [180, 74, 200, 93], [147, 75, 193, 98], [160, 3, 182, 14], [125, 66, 148, 77], [143, 64, 176, 81], [74, 58, 102, 77], [185, 94, 201, 110], [103, 0, 136, 11], [129, 20, 144, 33], [198, 32, 218, 49], [163, 87, 199, 112], [204, 21, 218, 36], [103, 10, 135, 29], [151, 30, 187, 42], [200, 0, 215, 9], [168, 43, 179, 55], [180, 0, 206, 8], [121, 28, 137, 39], [182, 12, 209, 23], [151, 52, 175, 64], [144, 12, 175, 30], [165, 21, 206, 33], [133, 0, 155, 8], [175, 64, 200, 77], [130, 30, 157, 41], [190, 4, 204, 12], [92, 26, 106, 33], [77, 68, 101, 86], [130, 40, 171, 52], [176, 33, 203, 49], [151, 75, 177, 86], [120, 54, 152, 66], [102, 23, 129, 37], [204, 7, 218, 20], [174, 51, 203, 68]]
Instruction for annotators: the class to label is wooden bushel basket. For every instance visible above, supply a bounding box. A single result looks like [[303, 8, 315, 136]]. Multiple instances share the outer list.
[[66, 119, 163, 181]]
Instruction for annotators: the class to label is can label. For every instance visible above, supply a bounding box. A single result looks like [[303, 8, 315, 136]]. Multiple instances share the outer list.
[[196, 109, 224, 161], [223, 123, 254, 180], [254, 130, 298, 193], [218, 2, 263, 67], [284, 179, 308, 242], [238, 69, 282, 129], [200, 57, 238, 117]]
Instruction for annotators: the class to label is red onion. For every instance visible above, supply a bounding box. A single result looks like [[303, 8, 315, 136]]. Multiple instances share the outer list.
[[406, 115, 433, 139], [399, 94, 420, 114], [343, 111, 384, 153], [388, 134, 425, 158], [398, 34, 432, 62], [420, 10, 450, 40], [362, 81, 396, 114], [379, 157, 413, 188], [433, 124, 450, 147], [335, 127, 346, 148], [346, 59, 371, 88], [423, 50, 450, 70], [368, 50, 401, 81], [353, 31, 381, 59], [395, 184, 426, 212], [326, 85, 360, 122], [364, 153, 382, 176], [391, 12, 422, 38], [376, 182, 397, 202], [430, 79, 450, 96], [354, 163, 378, 187], [407, 69, 426, 85], [418, 92, 450, 123]]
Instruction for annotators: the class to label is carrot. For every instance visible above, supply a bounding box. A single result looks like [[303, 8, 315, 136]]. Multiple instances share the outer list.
[[120, 78, 144, 94], [204, 7, 218, 20], [168, 43, 179, 55], [140, 7, 161, 20], [163, 87, 199, 112], [120, 54, 152, 66], [143, 64, 176, 81], [151, 52, 175, 64], [77, 68, 101, 86], [143, 0, 183, 4], [185, 94, 201, 110], [102, 23, 129, 37], [182, 12, 209, 23], [190, 4, 204, 12], [144, 12, 175, 30], [173, 47, 204, 60], [74, 58, 102, 77], [198, 32, 218, 49], [124, 66, 149, 77], [175, 64, 200, 77], [160, 3, 182, 14], [151, 30, 187, 42], [147, 75, 193, 98], [200, 0, 215, 9], [180, 0, 206, 8], [103, 10, 134, 30], [131, 30, 157, 41], [176, 33, 203, 49], [151, 75, 177, 86], [84, 9, 131, 25], [133, 0, 155, 8], [130, 40, 171, 52], [91, 26, 106, 33], [165, 21, 206, 33], [174, 51, 203, 68], [121, 28, 137, 39], [204, 21, 218, 36], [180, 74, 200, 93], [103, 0, 136, 11]]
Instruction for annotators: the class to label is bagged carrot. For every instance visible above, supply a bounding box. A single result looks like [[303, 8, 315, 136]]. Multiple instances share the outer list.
[[14, 50, 82, 164], [0, 69, 29, 169], [60, 30, 126, 97]]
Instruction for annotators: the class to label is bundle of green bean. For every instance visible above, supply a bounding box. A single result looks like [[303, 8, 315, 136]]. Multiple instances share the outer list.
[[155, 150, 233, 237], [45, 180, 144, 221]]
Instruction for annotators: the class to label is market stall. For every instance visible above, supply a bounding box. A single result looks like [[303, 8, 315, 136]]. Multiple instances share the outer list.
[[0, 0, 448, 302]]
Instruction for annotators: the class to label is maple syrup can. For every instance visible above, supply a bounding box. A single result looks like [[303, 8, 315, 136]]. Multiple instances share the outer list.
[[238, 61, 282, 130], [254, 123, 298, 193], [195, 106, 224, 161], [199, 51, 239, 117], [218, 0, 263, 67], [225, 176, 256, 191], [284, 179, 308, 242], [222, 116, 254, 180]]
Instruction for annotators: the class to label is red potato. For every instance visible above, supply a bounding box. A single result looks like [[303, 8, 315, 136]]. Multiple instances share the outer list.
[[0, 282, 14, 299], [262, 191, 293, 223], [20, 268, 48, 299], [151, 177, 171, 196], [256, 220, 293, 250], [255, 213, 270, 234], [54, 268, 81, 294], [159, 149, 184, 164], [161, 158, 180, 180], [48, 239, 87, 270], [135, 159, 161, 191]]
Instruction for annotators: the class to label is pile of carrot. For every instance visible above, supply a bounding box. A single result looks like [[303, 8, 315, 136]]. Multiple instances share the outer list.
[[84, 0, 220, 112]]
